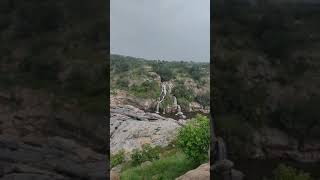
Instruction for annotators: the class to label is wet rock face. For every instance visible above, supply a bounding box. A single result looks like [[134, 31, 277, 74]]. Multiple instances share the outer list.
[[0, 135, 106, 180], [110, 105, 182, 154], [176, 163, 210, 180]]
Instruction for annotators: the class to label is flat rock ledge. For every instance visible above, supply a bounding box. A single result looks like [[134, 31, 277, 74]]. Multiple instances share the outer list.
[[110, 105, 182, 154]]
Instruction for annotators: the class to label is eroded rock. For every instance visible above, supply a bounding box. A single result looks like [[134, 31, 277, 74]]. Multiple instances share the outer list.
[[110, 105, 181, 154]]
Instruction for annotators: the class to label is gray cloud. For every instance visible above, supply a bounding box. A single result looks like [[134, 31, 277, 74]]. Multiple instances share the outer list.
[[111, 0, 210, 62]]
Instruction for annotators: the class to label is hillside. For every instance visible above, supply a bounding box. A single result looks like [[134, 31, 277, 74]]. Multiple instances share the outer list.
[[110, 54, 210, 114], [109, 55, 211, 179]]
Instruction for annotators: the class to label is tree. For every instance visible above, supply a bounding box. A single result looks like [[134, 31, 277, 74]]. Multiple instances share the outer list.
[[177, 114, 210, 163]]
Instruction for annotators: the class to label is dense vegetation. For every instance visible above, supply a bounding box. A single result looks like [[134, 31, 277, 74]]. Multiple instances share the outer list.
[[177, 114, 210, 163], [121, 151, 198, 180]]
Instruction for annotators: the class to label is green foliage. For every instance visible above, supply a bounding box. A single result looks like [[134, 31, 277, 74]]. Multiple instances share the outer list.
[[177, 114, 210, 163], [131, 144, 160, 166], [172, 82, 194, 102], [161, 95, 174, 110], [111, 55, 145, 74], [152, 61, 175, 82], [121, 151, 198, 180], [189, 64, 204, 81], [177, 98, 190, 112], [116, 77, 129, 89], [273, 164, 313, 180], [129, 80, 160, 99], [111, 150, 125, 168], [195, 92, 210, 108]]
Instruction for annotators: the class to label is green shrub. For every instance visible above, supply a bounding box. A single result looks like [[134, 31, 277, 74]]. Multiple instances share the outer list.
[[189, 65, 203, 81], [195, 92, 210, 108], [131, 144, 160, 166], [273, 164, 313, 180], [121, 151, 198, 180], [152, 61, 174, 81], [177, 114, 210, 163], [116, 78, 129, 89], [161, 95, 174, 110], [111, 150, 125, 168], [172, 83, 194, 102], [129, 80, 160, 99], [177, 98, 190, 111]]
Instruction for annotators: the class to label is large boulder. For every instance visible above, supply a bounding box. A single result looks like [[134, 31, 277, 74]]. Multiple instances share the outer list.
[[176, 163, 210, 180], [110, 105, 182, 154]]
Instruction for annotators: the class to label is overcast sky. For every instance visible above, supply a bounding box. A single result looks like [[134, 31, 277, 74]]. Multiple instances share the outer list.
[[111, 0, 210, 62]]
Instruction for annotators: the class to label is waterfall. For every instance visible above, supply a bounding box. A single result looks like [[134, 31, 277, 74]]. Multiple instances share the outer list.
[[173, 96, 177, 108], [154, 81, 185, 118], [159, 83, 166, 103], [155, 82, 167, 113], [215, 137, 227, 161], [155, 101, 160, 114], [176, 105, 182, 114]]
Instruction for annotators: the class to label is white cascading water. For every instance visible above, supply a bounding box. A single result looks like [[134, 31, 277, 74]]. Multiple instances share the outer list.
[[155, 101, 160, 114], [155, 82, 166, 114], [155, 81, 185, 118], [173, 96, 177, 108]]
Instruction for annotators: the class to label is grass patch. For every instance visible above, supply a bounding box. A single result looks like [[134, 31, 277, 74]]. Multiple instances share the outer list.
[[120, 151, 199, 180], [111, 150, 125, 168]]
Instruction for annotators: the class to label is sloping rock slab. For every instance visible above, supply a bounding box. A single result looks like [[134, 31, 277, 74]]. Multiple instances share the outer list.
[[110, 105, 181, 153], [176, 163, 210, 180]]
